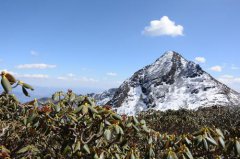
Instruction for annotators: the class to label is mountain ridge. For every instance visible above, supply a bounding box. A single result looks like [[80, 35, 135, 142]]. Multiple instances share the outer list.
[[100, 51, 240, 115]]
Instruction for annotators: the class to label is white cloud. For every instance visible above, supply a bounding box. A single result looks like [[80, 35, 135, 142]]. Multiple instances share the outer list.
[[220, 76, 240, 84], [80, 77, 98, 82], [218, 75, 240, 91], [231, 65, 240, 70], [142, 16, 184, 37], [57, 75, 98, 83], [16, 63, 56, 69], [0, 69, 48, 79], [195, 57, 206, 63], [210, 66, 222, 72], [57, 76, 68, 80], [58, 73, 76, 80], [67, 73, 75, 77], [30, 50, 39, 56], [106, 72, 117, 76], [16, 74, 49, 79]]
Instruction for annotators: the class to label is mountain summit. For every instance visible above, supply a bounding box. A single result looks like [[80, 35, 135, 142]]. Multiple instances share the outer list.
[[106, 51, 240, 115]]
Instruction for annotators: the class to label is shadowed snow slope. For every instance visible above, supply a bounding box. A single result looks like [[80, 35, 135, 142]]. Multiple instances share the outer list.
[[106, 51, 240, 115]]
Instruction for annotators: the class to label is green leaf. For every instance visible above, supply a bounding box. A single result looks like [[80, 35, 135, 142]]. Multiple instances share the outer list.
[[10, 94, 19, 102], [130, 152, 135, 159], [99, 152, 105, 159], [114, 125, 120, 134], [218, 137, 225, 149], [1, 75, 12, 93], [31, 146, 40, 153], [82, 105, 88, 115], [63, 145, 71, 155], [115, 153, 121, 159], [184, 137, 192, 145], [83, 144, 90, 154], [185, 147, 193, 159], [17, 146, 30, 154], [23, 116, 27, 125], [22, 83, 34, 90], [119, 126, 124, 135], [206, 137, 218, 146], [203, 138, 208, 151], [133, 116, 139, 125], [141, 125, 150, 133], [22, 86, 30, 97], [216, 128, 224, 139], [73, 141, 81, 153], [28, 113, 38, 123], [140, 119, 146, 125], [52, 93, 59, 101], [104, 129, 112, 141], [54, 104, 61, 112], [69, 114, 78, 122], [148, 136, 153, 144], [94, 153, 99, 159], [167, 152, 178, 159], [89, 106, 98, 114], [236, 140, 240, 156], [74, 105, 83, 113], [126, 123, 132, 128], [132, 124, 139, 132], [149, 147, 155, 157], [112, 113, 122, 120], [196, 135, 203, 145], [69, 93, 76, 102]]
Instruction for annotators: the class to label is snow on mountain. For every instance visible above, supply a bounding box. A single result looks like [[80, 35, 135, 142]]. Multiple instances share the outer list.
[[106, 51, 240, 115], [88, 88, 117, 105]]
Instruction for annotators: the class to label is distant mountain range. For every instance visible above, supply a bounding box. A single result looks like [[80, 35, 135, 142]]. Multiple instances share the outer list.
[[0, 86, 102, 103], [91, 51, 240, 115]]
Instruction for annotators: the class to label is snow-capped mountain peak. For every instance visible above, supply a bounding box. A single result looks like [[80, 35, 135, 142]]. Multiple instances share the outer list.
[[105, 51, 240, 115]]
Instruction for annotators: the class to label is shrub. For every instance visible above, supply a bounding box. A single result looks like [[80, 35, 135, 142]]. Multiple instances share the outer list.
[[0, 72, 240, 158]]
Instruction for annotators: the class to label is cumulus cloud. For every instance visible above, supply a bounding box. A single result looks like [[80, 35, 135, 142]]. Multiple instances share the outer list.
[[142, 16, 184, 37], [106, 72, 117, 76], [210, 66, 222, 72], [195, 57, 206, 63], [16, 63, 56, 69]]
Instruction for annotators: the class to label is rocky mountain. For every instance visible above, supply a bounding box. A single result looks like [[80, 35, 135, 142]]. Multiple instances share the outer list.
[[104, 51, 240, 115], [88, 88, 117, 105]]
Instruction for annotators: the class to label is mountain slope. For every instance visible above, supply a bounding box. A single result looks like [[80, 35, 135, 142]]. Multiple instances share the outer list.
[[88, 88, 117, 105], [107, 51, 240, 115]]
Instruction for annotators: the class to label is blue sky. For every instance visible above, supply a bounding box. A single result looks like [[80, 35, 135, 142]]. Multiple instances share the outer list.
[[0, 0, 240, 92]]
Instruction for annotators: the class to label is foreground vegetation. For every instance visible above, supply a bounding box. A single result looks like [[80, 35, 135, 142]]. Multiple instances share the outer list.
[[0, 72, 240, 158]]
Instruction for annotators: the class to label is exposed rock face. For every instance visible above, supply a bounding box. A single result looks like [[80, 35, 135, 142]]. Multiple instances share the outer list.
[[106, 51, 240, 115], [88, 88, 117, 105]]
